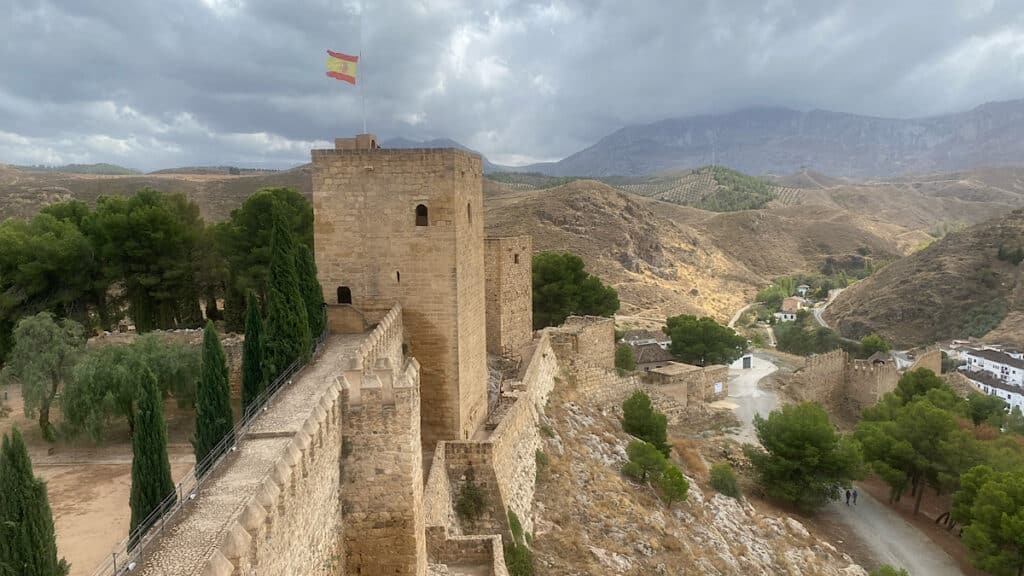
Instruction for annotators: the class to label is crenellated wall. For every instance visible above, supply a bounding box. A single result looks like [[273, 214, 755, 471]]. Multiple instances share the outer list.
[[846, 360, 899, 411], [340, 357, 427, 576]]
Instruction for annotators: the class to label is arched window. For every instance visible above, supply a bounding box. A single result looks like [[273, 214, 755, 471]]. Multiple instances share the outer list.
[[337, 286, 352, 304], [415, 204, 428, 226], [467, 202, 472, 223]]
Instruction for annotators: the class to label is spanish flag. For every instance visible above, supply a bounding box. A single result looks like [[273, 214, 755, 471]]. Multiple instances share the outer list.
[[326, 50, 358, 84]]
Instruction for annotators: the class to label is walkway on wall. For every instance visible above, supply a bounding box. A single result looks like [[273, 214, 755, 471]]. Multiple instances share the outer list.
[[135, 334, 367, 575]]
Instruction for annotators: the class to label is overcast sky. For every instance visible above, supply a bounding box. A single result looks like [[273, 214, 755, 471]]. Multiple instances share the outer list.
[[2, 0, 1023, 171]]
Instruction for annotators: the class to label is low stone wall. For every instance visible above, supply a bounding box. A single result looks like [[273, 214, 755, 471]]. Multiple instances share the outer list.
[[909, 349, 942, 374]]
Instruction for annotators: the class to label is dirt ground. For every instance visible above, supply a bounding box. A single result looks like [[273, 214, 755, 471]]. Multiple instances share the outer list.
[[0, 383, 196, 576]]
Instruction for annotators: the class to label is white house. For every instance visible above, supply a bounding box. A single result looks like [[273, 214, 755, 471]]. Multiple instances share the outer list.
[[773, 312, 797, 322], [797, 284, 811, 297], [964, 348, 1024, 386], [963, 369, 1024, 412]]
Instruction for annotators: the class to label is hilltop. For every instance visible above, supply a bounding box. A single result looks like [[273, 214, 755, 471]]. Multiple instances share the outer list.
[[516, 99, 1024, 177], [824, 210, 1024, 347]]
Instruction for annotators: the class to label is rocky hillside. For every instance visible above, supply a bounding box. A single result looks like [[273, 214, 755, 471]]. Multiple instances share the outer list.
[[532, 391, 868, 575], [519, 99, 1024, 177], [824, 210, 1024, 347]]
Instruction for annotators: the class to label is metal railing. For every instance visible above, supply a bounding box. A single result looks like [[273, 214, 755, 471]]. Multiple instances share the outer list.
[[90, 320, 329, 576]]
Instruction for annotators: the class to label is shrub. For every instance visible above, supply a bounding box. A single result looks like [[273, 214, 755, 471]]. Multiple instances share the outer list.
[[455, 479, 488, 522], [710, 462, 741, 498], [659, 464, 689, 506], [622, 390, 670, 456], [504, 508, 533, 576], [535, 449, 548, 480], [623, 440, 667, 482], [870, 565, 909, 576], [615, 343, 636, 373]]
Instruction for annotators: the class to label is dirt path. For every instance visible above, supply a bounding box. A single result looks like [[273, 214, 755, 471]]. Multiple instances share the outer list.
[[824, 488, 963, 576], [722, 353, 780, 444], [727, 303, 754, 329]]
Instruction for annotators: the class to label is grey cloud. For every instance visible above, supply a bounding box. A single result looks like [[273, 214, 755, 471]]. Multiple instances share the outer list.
[[1, 0, 1023, 170]]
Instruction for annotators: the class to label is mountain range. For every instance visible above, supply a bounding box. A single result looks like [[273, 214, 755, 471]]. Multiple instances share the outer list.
[[391, 99, 1024, 178]]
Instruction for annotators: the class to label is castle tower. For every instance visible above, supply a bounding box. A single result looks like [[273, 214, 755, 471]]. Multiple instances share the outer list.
[[312, 135, 488, 444]]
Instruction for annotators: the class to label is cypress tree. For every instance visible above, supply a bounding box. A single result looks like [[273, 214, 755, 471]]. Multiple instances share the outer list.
[[295, 244, 326, 343], [262, 211, 311, 382], [222, 278, 246, 334], [129, 364, 175, 544], [0, 429, 68, 576], [240, 290, 264, 418], [192, 321, 235, 476]]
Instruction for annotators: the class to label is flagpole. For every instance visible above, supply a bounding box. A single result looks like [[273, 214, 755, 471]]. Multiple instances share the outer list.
[[359, 4, 366, 135]]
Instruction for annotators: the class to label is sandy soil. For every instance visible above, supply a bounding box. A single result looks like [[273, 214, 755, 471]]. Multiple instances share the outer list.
[[1, 383, 196, 576]]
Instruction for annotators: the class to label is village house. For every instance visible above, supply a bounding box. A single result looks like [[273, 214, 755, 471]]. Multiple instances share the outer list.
[[631, 341, 676, 372], [773, 296, 805, 322], [963, 348, 1024, 386], [960, 346, 1024, 411], [621, 328, 671, 349], [796, 284, 810, 297]]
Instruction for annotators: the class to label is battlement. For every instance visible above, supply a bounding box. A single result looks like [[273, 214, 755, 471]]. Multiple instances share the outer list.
[[349, 303, 404, 372]]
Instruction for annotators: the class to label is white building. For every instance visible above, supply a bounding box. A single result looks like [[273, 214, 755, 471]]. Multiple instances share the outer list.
[[964, 348, 1024, 386], [963, 369, 1024, 412], [773, 312, 797, 322], [961, 346, 1024, 412]]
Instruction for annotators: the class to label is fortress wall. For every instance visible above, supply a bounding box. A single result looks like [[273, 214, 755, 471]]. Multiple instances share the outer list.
[[559, 316, 615, 369], [910, 349, 942, 374], [490, 334, 559, 535], [186, 350, 349, 576], [846, 362, 899, 411], [427, 535, 509, 576], [789, 349, 848, 406], [350, 303, 405, 378], [484, 236, 534, 357], [340, 357, 427, 576]]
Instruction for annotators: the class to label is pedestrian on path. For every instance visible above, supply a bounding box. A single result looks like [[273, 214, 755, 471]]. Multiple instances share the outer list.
[[852, 489, 858, 505], [845, 489, 851, 506]]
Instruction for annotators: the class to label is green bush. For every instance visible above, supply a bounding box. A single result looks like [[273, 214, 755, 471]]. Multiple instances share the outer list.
[[455, 479, 488, 522], [615, 343, 636, 372], [622, 440, 668, 482], [659, 464, 689, 506], [710, 462, 741, 498], [869, 565, 909, 576], [535, 449, 548, 479], [504, 507, 533, 576], [622, 390, 670, 456], [532, 252, 619, 329], [962, 299, 1007, 338]]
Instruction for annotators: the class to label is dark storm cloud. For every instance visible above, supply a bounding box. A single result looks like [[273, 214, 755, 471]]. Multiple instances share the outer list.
[[2, 0, 1023, 170]]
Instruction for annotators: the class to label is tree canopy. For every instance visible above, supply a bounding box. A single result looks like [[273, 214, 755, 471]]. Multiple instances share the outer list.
[[241, 290, 265, 418], [129, 362, 175, 543], [193, 321, 234, 476], [531, 252, 618, 329], [663, 314, 746, 366], [622, 390, 669, 456], [262, 210, 311, 382], [745, 402, 862, 511], [0, 313, 85, 440], [860, 333, 890, 357]]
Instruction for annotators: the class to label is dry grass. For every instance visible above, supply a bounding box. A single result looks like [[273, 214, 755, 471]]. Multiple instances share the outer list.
[[672, 438, 708, 479]]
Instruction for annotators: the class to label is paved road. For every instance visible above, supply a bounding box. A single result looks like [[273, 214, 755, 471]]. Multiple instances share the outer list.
[[825, 489, 963, 576], [812, 288, 844, 329], [724, 354, 780, 444], [723, 354, 962, 575]]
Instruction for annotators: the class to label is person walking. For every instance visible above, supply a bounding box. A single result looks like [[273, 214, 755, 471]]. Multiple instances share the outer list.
[[845, 489, 851, 506], [852, 488, 858, 505]]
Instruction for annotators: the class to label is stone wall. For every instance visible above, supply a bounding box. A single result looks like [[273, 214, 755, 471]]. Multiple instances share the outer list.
[[340, 358, 427, 576], [702, 365, 730, 402], [789, 349, 848, 407], [910, 349, 942, 374], [312, 144, 488, 445], [846, 361, 899, 412], [422, 333, 559, 573], [483, 236, 534, 357]]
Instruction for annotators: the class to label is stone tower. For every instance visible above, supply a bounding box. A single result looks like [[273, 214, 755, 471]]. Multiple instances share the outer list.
[[311, 135, 488, 444]]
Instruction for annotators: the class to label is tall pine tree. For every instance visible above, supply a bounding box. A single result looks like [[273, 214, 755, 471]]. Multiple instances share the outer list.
[[129, 364, 175, 545], [295, 244, 326, 343], [262, 210, 311, 382], [240, 290, 264, 419], [0, 429, 68, 576], [192, 321, 235, 476]]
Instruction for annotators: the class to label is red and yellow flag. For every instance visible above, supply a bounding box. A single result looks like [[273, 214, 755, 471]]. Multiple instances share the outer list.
[[326, 50, 358, 84]]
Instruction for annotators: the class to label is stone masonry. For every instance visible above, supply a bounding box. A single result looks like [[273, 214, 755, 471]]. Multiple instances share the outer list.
[[484, 236, 533, 357], [312, 136, 488, 445]]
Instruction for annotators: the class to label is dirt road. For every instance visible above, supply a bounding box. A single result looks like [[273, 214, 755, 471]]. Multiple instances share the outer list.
[[825, 489, 963, 576], [722, 354, 963, 575]]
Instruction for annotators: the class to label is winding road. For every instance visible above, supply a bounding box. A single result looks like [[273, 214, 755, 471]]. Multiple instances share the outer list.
[[724, 353, 963, 575]]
